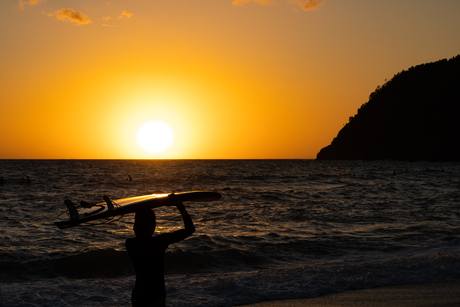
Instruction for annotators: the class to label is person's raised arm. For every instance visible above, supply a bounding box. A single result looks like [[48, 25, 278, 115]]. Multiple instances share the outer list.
[[168, 194, 195, 235]]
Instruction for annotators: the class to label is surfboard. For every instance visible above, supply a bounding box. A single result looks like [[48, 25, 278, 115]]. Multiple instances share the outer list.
[[54, 191, 221, 229]]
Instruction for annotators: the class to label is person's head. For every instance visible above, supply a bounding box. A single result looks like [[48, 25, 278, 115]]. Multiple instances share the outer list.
[[133, 209, 156, 237]]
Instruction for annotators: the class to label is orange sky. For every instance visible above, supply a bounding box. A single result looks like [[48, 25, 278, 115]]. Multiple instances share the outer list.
[[1, 0, 460, 159]]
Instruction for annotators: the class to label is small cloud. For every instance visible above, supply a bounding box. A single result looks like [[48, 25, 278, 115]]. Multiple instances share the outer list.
[[302, 0, 322, 10], [18, 0, 44, 10], [233, 0, 323, 10], [103, 16, 111, 21], [48, 8, 92, 25], [102, 24, 117, 27], [232, 0, 275, 5], [289, 0, 323, 11], [117, 10, 133, 19]]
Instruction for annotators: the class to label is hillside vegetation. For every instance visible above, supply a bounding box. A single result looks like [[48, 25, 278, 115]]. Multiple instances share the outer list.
[[317, 55, 460, 161]]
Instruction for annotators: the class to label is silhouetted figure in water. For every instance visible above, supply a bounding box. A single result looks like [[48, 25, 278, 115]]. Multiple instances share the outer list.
[[125, 194, 195, 307], [0, 177, 4, 185], [127, 175, 133, 181]]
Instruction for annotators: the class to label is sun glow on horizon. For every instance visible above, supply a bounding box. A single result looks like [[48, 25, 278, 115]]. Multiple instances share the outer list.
[[2, 1, 459, 159], [136, 121, 174, 154]]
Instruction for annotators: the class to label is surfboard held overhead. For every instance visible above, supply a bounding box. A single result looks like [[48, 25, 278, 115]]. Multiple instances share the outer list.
[[54, 191, 221, 229]]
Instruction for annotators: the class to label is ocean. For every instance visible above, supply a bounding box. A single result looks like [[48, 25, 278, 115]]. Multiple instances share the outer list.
[[1, 159, 460, 306]]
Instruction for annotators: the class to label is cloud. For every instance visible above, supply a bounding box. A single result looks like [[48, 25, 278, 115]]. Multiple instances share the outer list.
[[233, 0, 323, 10], [48, 9, 92, 25], [103, 16, 111, 21], [232, 0, 275, 5], [117, 10, 133, 19], [300, 0, 323, 10], [18, 0, 44, 10]]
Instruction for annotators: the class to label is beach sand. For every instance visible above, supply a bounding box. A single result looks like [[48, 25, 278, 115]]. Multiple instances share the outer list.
[[237, 281, 460, 307]]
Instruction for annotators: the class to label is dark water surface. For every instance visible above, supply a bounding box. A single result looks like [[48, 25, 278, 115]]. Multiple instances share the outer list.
[[1, 160, 460, 306]]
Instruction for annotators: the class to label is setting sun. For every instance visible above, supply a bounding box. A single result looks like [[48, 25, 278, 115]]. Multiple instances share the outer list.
[[136, 120, 174, 154]]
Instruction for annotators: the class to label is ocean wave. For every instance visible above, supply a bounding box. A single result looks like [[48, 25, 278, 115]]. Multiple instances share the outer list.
[[0, 244, 278, 283], [0, 249, 133, 282], [2, 249, 460, 307]]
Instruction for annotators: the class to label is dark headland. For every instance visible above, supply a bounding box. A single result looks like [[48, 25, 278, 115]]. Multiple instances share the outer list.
[[317, 55, 460, 161]]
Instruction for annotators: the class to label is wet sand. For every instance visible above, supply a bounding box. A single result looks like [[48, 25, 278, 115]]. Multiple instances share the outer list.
[[237, 281, 460, 307]]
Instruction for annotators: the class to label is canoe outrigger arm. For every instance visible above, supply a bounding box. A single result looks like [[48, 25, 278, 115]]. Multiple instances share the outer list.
[[103, 195, 114, 210], [64, 199, 79, 219]]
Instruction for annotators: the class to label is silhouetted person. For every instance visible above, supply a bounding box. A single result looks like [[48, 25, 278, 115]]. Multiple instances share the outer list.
[[127, 175, 133, 181], [125, 194, 195, 307]]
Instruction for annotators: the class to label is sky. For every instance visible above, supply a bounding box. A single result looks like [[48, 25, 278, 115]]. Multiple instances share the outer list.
[[1, 0, 460, 159]]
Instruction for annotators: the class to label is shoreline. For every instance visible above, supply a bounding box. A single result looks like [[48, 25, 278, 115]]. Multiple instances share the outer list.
[[236, 281, 460, 307]]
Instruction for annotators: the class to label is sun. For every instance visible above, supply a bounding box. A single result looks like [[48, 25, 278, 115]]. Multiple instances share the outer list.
[[136, 121, 174, 154]]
